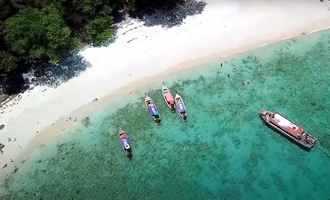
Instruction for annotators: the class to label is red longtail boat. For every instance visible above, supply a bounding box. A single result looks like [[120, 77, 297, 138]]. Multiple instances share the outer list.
[[162, 84, 175, 111]]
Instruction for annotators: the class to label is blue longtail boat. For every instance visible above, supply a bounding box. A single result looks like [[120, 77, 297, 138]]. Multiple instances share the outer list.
[[144, 95, 161, 124]]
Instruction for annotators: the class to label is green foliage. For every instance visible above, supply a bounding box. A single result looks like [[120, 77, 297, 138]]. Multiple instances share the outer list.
[[56, 0, 117, 29], [0, 51, 17, 73], [4, 5, 77, 63], [85, 16, 114, 46]]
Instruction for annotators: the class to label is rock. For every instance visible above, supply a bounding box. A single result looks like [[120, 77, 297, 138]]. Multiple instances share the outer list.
[[0, 124, 5, 130], [82, 116, 90, 127], [0, 143, 4, 153]]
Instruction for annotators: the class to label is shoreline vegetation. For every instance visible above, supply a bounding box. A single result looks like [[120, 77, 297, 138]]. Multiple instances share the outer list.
[[0, 0, 206, 95]]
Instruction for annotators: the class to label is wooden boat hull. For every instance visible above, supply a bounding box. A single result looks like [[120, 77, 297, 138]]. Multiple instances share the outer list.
[[259, 111, 316, 150]]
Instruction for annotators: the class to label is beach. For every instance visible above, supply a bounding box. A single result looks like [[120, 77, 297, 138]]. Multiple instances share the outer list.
[[1, 0, 330, 184]]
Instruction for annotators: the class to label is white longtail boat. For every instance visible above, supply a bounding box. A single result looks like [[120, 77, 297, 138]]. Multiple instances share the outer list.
[[174, 94, 187, 121]]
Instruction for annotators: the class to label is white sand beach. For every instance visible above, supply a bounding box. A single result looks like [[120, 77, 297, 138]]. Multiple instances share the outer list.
[[1, 0, 330, 181]]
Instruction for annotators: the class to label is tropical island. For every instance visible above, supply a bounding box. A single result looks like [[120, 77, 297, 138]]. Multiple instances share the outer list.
[[1, 0, 330, 199]]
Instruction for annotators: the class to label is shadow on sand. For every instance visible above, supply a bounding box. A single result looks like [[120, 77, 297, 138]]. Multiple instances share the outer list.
[[0, 54, 90, 96], [139, 0, 207, 28]]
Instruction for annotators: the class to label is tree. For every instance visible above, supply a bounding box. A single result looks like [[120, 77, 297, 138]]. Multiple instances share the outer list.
[[4, 5, 77, 64], [0, 51, 17, 73], [85, 16, 114, 46]]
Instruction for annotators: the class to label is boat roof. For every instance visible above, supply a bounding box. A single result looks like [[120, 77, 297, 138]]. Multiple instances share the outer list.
[[176, 102, 186, 113], [148, 104, 159, 115], [165, 93, 174, 101], [273, 114, 304, 137], [274, 114, 296, 127]]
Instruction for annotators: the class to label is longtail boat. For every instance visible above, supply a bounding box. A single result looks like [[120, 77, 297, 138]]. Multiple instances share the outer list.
[[144, 95, 161, 123], [260, 111, 317, 150], [175, 94, 187, 121], [119, 129, 132, 159], [161, 84, 175, 111]]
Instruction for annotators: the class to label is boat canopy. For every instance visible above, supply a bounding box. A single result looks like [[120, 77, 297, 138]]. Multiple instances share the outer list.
[[165, 93, 174, 104], [148, 104, 159, 116], [176, 102, 186, 113], [273, 114, 304, 137], [274, 114, 295, 127]]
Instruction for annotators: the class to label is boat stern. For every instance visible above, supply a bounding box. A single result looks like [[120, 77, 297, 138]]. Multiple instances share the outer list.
[[154, 116, 161, 124], [170, 103, 175, 111]]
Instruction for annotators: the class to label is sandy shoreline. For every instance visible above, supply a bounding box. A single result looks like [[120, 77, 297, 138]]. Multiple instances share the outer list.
[[1, 0, 330, 183]]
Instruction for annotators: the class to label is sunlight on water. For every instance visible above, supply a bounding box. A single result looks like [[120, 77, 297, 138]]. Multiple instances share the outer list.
[[2, 30, 330, 200]]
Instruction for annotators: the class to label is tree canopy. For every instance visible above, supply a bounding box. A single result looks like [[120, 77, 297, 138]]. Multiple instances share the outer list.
[[4, 5, 76, 63]]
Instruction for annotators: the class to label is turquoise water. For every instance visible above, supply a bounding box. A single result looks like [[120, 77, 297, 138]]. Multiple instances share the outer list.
[[2, 30, 330, 200]]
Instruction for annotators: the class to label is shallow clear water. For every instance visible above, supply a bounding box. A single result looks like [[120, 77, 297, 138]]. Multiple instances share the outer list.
[[2, 30, 330, 200]]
